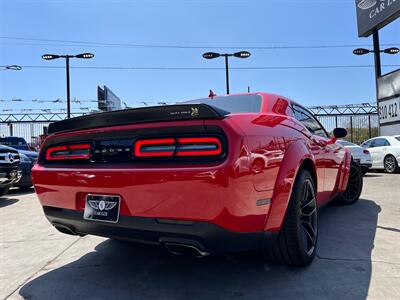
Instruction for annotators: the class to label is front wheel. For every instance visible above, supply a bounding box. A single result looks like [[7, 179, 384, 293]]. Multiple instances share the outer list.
[[264, 168, 318, 267], [334, 161, 363, 205], [384, 155, 399, 173]]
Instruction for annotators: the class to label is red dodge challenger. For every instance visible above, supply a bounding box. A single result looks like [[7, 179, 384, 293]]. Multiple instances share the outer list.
[[32, 93, 363, 266]]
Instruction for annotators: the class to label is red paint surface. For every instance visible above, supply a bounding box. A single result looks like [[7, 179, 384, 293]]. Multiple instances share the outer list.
[[33, 93, 349, 233]]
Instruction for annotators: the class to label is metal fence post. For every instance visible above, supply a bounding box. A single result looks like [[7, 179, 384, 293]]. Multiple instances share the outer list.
[[368, 115, 372, 139], [350, 117, 353, 143]]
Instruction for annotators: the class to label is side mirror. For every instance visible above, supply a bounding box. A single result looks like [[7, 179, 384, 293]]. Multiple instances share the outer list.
[[333, 128, 347, 139]]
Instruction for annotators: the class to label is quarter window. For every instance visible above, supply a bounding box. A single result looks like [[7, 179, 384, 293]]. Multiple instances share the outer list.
[[292, 104, 328, 138], [362, 140, 372, 148]]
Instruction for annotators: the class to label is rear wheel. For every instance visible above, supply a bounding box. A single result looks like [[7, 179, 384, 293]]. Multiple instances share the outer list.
[[335, 161, 363, 205], [361, 167, 368, 176], [264, 168, 317, 267], [384, 155, 399, 173]]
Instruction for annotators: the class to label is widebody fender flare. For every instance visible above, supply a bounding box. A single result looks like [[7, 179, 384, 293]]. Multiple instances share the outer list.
[[264, 139, 316, 232]]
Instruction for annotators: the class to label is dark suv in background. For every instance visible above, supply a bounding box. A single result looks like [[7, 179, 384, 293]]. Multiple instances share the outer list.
[[0, 137, 38, 191], [0, 145, 21, 196]]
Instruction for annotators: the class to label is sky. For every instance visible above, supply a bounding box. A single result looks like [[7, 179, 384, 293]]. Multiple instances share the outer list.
[[0, 0, 399, 113]]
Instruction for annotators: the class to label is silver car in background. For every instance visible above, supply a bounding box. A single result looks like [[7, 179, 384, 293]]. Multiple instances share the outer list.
[[337, 140, 372, 175]]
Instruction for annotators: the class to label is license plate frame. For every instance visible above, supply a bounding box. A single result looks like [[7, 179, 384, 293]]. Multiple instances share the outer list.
[[83, 194, 121, 223]]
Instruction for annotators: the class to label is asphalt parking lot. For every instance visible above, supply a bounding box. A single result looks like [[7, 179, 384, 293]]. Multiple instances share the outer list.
[[1, 173, 399, 300]]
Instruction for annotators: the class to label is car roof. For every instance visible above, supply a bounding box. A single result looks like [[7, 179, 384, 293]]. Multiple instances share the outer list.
[[0, 136, 25, 140], [183, 92, 292, 115], [363, 136, 400, 144]]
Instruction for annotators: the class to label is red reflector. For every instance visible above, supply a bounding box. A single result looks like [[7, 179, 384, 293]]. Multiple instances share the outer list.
[[134, 138, 175, 157], [176, 137, 222, 156], [46, 143, 91, 161], [363, 149, 370, 155]]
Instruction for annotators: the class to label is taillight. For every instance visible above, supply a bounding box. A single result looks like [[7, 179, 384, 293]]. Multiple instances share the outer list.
[[45, 143, 91, 161], [134, 137, 223, 158], [134, 138, 175, 157], [363, 149, 370, 155], [176, 137, 222, 156]]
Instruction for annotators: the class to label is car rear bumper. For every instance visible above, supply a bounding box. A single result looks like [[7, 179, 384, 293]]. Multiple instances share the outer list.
[[359, 163, 372, 168], [33, 163, 274, 233], [44, 206, 278, 254]]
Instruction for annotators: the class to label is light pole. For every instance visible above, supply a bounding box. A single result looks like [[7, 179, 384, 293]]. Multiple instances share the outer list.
[[42, 53, 94, 118], [202, 51, 251, 95]]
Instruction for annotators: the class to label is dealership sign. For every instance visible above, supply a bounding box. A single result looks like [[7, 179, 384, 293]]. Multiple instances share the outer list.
[[378, 69, 400, 134], [378, 97, 400, 125], [356, 0, 400, 37]]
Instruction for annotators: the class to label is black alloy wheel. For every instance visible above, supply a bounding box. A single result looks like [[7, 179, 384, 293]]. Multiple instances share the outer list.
[[300, 180, 318, 256], [335, 161, 363, 205], [265, 168, 318, 267]]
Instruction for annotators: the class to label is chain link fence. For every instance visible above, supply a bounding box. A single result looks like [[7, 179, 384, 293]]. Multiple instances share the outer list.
[[316, 115, 379, 144]]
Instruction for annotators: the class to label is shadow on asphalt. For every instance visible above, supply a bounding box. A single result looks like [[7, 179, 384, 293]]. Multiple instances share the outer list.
[[363, 174, 383, 178], [0, 197, 19, 208], [20, 199, 380, 300]]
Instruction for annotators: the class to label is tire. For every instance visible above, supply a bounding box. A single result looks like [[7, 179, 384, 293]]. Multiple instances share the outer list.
[[335, 161, 363, 205], [0, 187, 10, 197], [361, 167, 368, 176], [265, 168, 318, 267], [384, 155, 399, 174]]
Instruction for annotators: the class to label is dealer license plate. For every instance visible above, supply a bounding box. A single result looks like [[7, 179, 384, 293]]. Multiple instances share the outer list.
[[84, 194, 121, 223]]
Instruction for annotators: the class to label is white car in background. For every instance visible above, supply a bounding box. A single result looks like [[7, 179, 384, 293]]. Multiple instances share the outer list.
[[337, 140, 372, 175], [361, 136, 400, 174]]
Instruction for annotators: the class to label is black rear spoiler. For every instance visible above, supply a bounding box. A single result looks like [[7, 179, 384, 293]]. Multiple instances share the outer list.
[[48, 104, 230, 135]]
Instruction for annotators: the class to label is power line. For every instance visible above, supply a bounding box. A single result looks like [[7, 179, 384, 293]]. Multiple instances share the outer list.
[[15, 64, 400, 71], [0, 98, 97, 103], [1, 36, 399, 50]]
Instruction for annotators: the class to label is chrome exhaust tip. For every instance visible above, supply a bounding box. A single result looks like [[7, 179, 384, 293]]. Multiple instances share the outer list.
[[52, 223, 78, 236], [165, 242, 209, 258]]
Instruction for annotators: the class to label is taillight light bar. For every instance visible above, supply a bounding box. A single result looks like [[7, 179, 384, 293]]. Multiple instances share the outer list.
[[45, 143, 91, 161], [134, 137, 223, 158], [134, 138, 175, 157], [176, 137, 222, 156]]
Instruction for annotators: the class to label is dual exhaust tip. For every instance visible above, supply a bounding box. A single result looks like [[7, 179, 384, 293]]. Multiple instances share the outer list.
[[53, 223, 209, 258]]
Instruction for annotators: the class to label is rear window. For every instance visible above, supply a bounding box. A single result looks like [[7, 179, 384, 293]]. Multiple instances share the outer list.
[[395, 136, 400, 142], [0, 137, 29, 150], [183, 95, 262, 113]]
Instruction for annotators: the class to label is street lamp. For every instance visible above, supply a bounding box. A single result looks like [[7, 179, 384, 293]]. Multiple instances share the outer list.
[[353, 45, 399, 107], [0, 65, 22, 71], [353, 47, 400, 55], [202, 51, 251, 94], [42, 53, 94, 118]]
